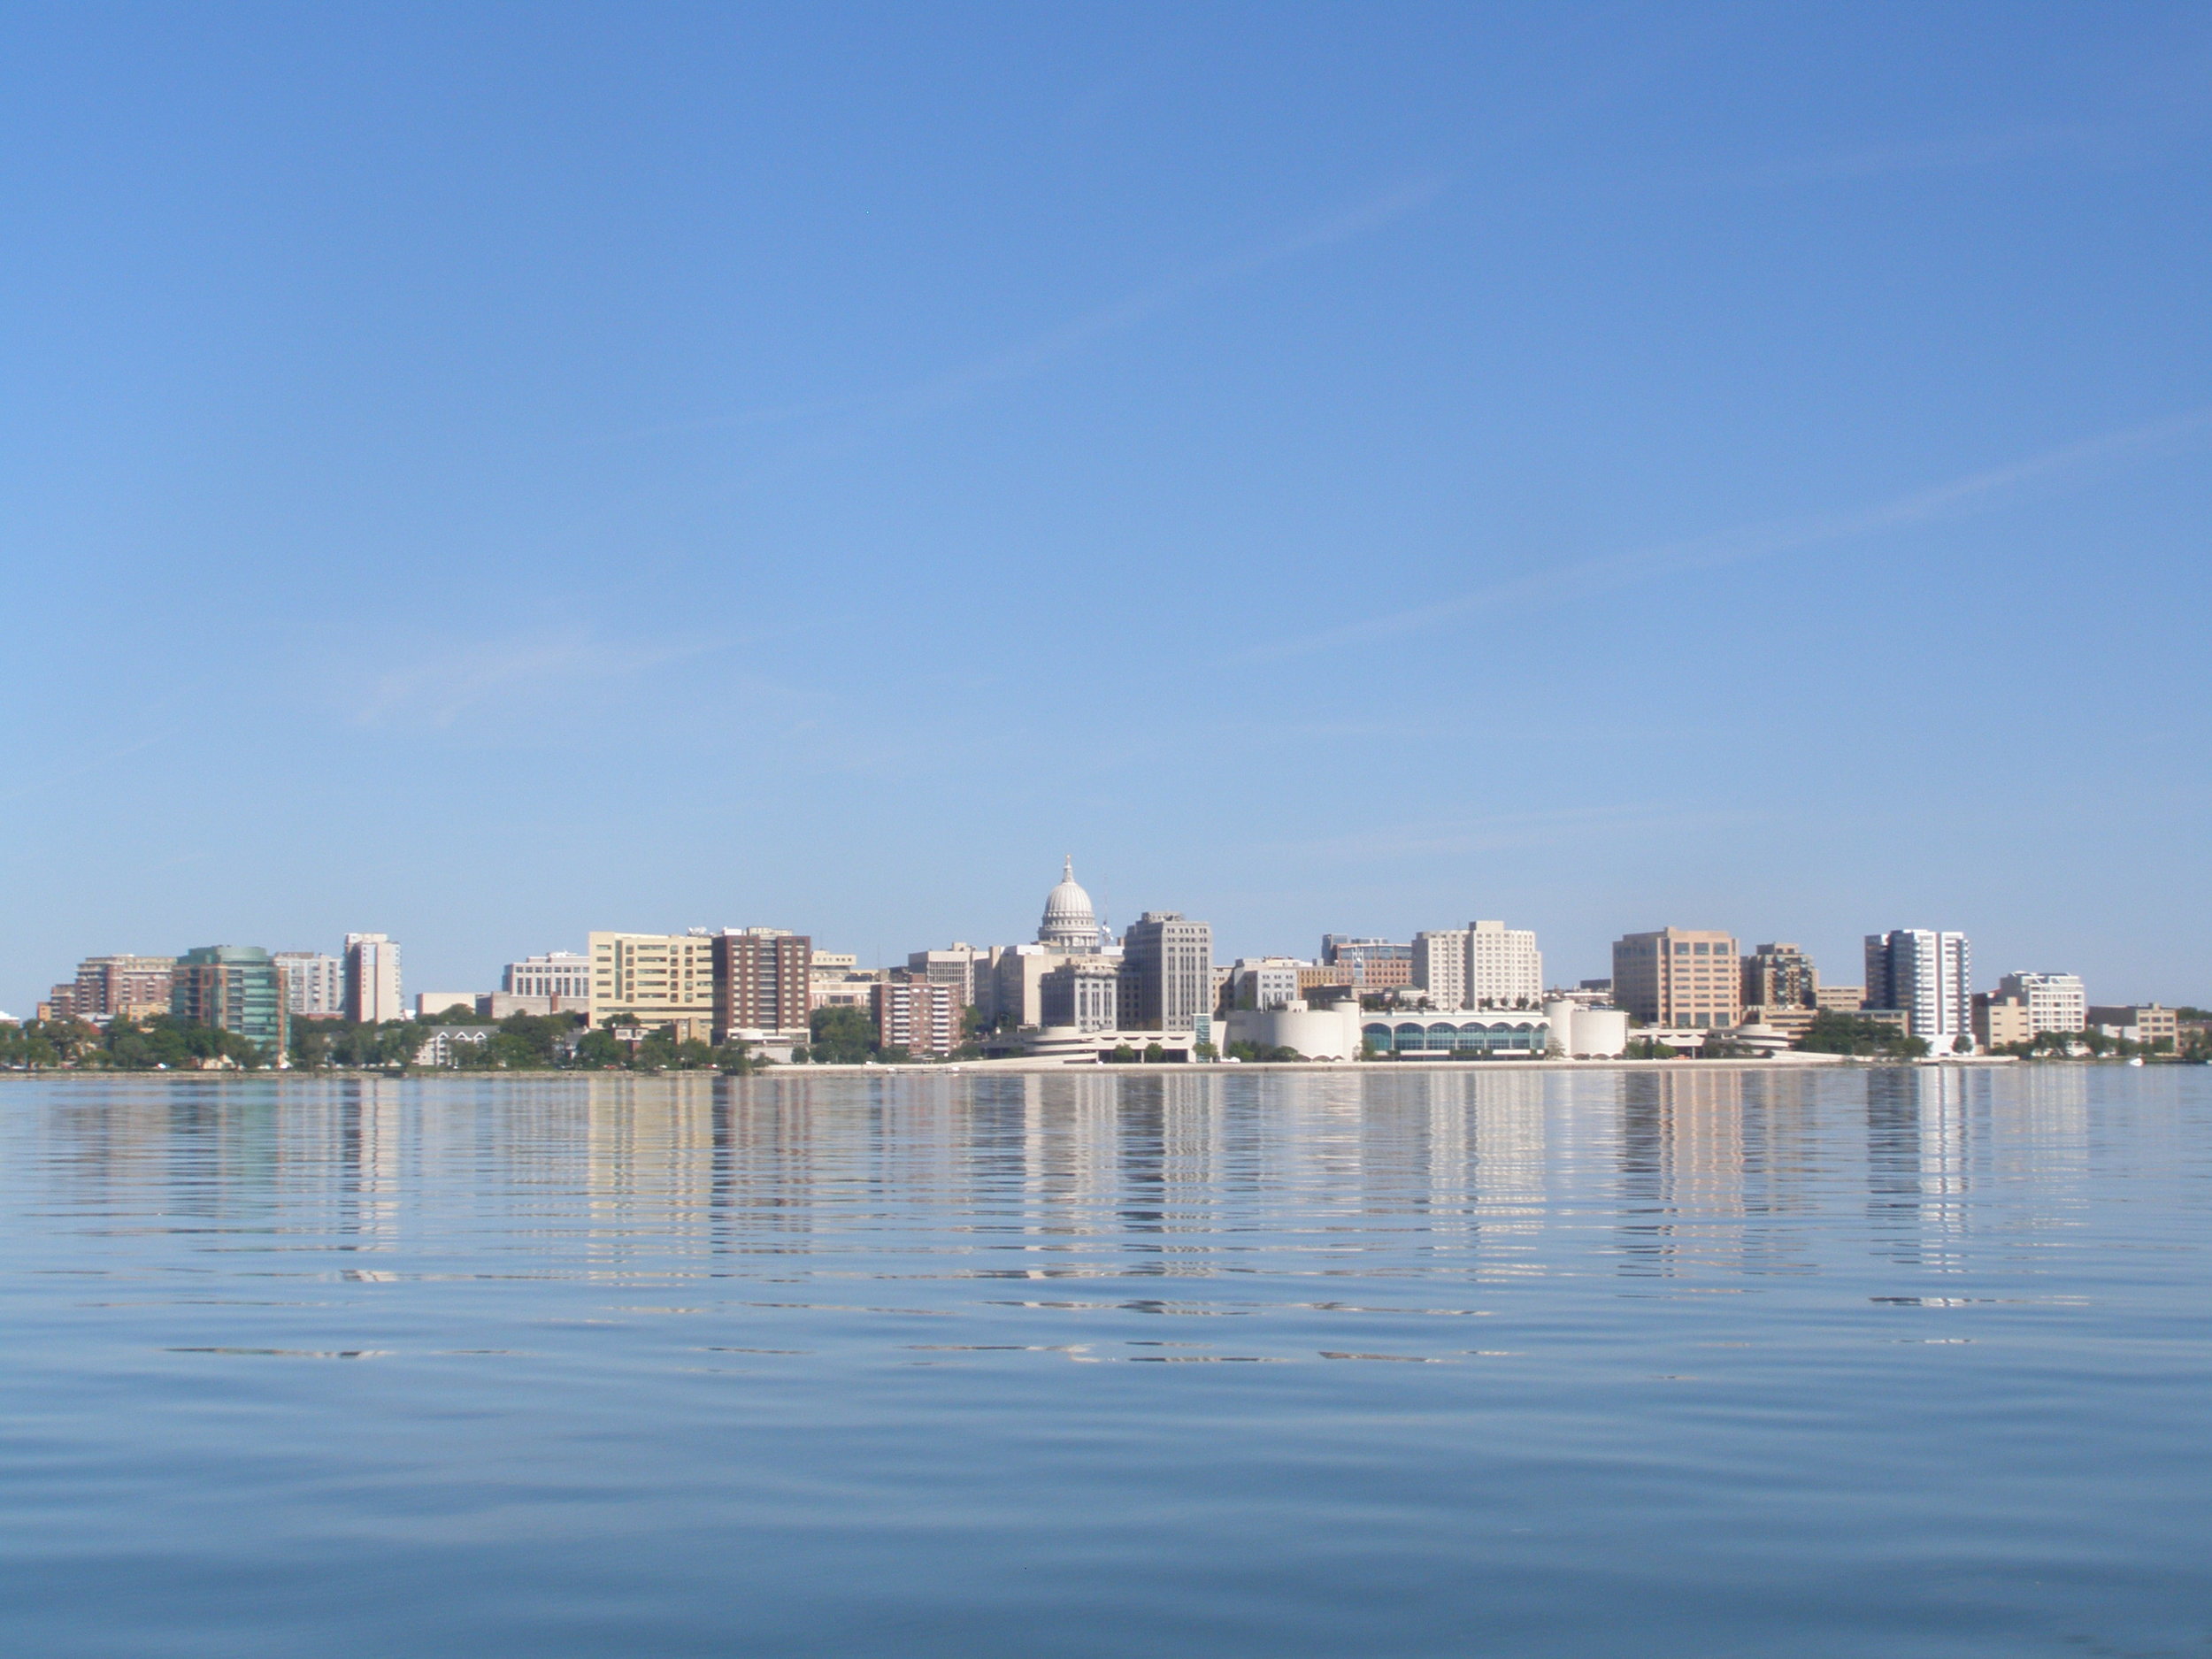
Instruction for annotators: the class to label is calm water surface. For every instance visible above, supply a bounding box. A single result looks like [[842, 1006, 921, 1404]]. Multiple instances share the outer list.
[[2, 1066, 2208, 1656]]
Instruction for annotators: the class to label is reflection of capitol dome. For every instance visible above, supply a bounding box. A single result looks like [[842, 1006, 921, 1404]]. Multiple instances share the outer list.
[[1038, 856, 1103, 951]]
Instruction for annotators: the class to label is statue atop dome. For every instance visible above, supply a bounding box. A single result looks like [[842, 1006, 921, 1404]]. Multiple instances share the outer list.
[[1038, 856, 1103, 952]]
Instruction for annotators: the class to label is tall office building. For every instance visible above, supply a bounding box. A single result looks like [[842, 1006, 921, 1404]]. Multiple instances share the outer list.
[[342, 933, 403, 1025], [1997, 972, 2085, 1036], [1118, 911, 1213, 1032], [906, 943, 990, 1007], [588, 931, 715, 1042], [273, 951, 343, 1018], [171, 946, 288, 1052], [1611, 929, 1743, 1028], [503, 951, 591, 1004], [1740, 942, 1819, 1010], [1865, 930, 1973, 1053], [713, 928, 811, 1039], [1466, 920, 1543, 1006]]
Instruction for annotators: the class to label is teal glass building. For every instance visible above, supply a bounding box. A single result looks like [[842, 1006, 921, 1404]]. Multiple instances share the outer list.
[[171, 946, 289, 1054]]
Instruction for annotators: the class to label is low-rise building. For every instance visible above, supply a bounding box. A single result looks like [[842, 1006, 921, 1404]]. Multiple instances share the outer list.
[[415, 1025, 493, 1067], [414, 992, 483, 1019], [1361, 1011, 1555, 1058], [1228, 957, 1309, 1010], [2087, 1004, 2179, 1048], [1974, 993, 2033, 1049], [503, 951, 590, 1006], [1815, 985, 1867, 1011]]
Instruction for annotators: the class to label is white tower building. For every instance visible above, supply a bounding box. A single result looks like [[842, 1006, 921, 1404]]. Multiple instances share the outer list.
[[343, 933, 404, 1025], [1866, 929, 1972, 1054]]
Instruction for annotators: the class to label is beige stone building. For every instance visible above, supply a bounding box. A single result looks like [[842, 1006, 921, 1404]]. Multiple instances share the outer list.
[[1973, 993, 2032, 1049], [589, 931, 715, 1043], [1611, 928, 1742, 1029]]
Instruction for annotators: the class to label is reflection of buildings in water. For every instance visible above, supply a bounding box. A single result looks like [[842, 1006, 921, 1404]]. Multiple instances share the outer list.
[[337, 1078, 403, 1245], [1864, 1067, 1984, 1268], [1616, 1068, 1819, 1274]]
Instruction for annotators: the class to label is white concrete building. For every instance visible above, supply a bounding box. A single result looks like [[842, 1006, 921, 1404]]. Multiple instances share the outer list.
[[1224, 1002, 1364, 1061], [1411, 930, 1467, 1010], [1998, 972, 2087, 1035], [343, 933, 403, 1025], [1229, 957, 1309, 1011], [1541, 1000, 1629, 1057], [1865, 929, 1973, 1055], [1413, 920, 1543, 1010], [503, 951, 590, 1003], [1467, 919, 1543, 1005]]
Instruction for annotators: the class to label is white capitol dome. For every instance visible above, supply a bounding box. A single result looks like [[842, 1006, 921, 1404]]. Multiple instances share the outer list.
[[1038, 856, 1103, 951]]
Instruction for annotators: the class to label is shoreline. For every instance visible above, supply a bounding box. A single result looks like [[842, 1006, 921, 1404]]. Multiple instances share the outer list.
[[0, 1056, 2136, 1082]]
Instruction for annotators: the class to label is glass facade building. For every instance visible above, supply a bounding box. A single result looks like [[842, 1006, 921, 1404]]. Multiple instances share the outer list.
[[170, 946, 288, 1053], [1363, 1018, 1550, 1056]]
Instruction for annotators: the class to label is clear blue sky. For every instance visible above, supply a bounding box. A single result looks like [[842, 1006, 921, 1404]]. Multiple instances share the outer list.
[[4, 3, 2208, 1008]]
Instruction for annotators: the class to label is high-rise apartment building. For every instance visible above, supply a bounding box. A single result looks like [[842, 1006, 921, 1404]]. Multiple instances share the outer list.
[[1611, 929, 1743, 1028], [503, 951, 591, 1004], [1411, 930, 1468, 1010], [1466, 920, 1542, 1006], [1997, 972, 2086, 1036], [273, 951, 343, 1018], [588, 932, 714, 1042], [872, 976, 961, 1056], [1118, 911, 1212, 1032], [171, 946, 288, 1052], [343, 933, 403, 1025], [1740, 942, 1818, 1010], [1412, 921, 1542, 1009], [1865, 930, 1973, 1053], [713, 928, 811, 1039], [63, 955, 177, 1021]]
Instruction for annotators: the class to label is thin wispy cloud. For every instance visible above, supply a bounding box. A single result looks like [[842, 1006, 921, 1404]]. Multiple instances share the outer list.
[[596, 176, 1448, 456], [1240, 405, 2212, 663], [1273, 802, 1754, 865], [353, 630, 722, 730]]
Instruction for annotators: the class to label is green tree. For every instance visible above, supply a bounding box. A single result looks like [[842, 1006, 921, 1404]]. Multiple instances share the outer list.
[[808, 1006, 877, 1065], [1794, 1010, 1928, 1058]]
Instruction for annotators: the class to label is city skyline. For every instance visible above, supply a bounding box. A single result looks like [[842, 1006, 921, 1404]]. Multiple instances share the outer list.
[[4, 7, 2209, 1010]]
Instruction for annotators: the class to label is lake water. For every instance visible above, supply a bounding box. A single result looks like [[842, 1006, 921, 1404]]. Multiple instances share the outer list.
[[2, 1066, 2207, 1657]]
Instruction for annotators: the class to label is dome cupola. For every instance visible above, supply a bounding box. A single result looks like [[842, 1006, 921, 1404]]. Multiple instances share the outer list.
[[1038, 856, 1102, 951]]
